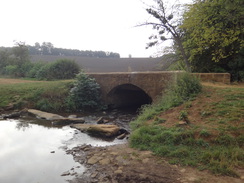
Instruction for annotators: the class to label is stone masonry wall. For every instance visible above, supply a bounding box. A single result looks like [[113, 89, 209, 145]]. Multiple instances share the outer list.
[[88, 72, 230, 104]]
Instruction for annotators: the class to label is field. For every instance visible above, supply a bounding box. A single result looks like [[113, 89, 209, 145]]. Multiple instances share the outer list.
[[30, 55, 164, 72]]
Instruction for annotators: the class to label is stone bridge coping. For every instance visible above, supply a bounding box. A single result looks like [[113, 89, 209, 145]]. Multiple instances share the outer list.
[[86, 71, 183, 75]]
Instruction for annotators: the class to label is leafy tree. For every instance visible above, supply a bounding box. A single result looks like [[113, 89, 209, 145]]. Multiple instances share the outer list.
[[12, 42, 30, 66], [67, 71, 102, 111], [139, 0, 191, 71], [0, 49, 10, 74], [181, 0, 244, 80], [40, 42, 54, 55], [10, 42, 31, 77]]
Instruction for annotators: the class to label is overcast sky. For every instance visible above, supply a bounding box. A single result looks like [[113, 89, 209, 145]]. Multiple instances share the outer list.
[[0, 0, 192, 58]]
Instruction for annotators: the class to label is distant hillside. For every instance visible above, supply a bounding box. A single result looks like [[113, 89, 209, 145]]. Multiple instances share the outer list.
[[30, 55, 165, 73]]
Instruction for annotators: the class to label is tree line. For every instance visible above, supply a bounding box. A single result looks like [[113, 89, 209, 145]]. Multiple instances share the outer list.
[[28, 42, 120, 58], [0, 42, 80, 79], [0, 41, 121, 79], [143, 0, 243, 81]]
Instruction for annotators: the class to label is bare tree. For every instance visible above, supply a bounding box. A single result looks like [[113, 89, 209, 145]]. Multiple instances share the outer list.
[[138, 0, 191, 72]]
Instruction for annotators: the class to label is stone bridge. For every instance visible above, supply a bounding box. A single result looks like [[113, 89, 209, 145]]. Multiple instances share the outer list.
[[88, 72, 230, 108]]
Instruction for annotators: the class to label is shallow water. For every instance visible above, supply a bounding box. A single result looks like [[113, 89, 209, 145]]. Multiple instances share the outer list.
[[0, 118, 126, 183]]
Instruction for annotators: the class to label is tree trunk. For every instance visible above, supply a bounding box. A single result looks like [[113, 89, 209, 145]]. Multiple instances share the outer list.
[[175, 37, 191, 72]]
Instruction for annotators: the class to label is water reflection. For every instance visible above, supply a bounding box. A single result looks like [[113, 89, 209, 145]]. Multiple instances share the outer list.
[[15, 121, 31, 131], [0, 120, 84, 183], [0, 117, 127, 183]]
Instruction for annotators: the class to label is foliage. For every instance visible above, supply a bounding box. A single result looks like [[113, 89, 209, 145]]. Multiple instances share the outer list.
[[27, 62, 45, 78], [0, 49, 10, 74], [27, 42, 120, 58], [181, 0, 244, 81], [66, 71, 103, 111], [36, 59, 80, 80], [0, 42, 31, 77], [36, 63, 53, 80], [178, 110, 188, 121], [4, 65, 18, 77]]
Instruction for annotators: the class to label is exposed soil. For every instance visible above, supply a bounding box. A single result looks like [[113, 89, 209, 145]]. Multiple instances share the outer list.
[[0, 78, 43, 84], [67, 143, 243, 183]]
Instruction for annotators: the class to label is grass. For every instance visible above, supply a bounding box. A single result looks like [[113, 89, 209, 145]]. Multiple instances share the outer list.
[[129, 74, 244, 177], [0, 79, 73, 112]]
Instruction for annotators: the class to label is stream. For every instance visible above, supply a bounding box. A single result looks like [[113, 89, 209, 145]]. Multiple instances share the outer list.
[[0, 109, 137, 183]]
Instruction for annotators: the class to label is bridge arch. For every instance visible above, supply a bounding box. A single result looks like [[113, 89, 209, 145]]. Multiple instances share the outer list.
[[107, 84, 152, 109]]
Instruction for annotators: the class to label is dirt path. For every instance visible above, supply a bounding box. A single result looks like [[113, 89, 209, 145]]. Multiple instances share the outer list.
[[67, 143, 243, 183], [0, 78, 43, 84]]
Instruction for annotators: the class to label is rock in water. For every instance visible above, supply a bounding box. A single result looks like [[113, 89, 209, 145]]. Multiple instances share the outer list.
[[27, 109, 85, 125], [87, 124, 120, 137], [27, 109, 64, 120], [71, 124, 120, 138]]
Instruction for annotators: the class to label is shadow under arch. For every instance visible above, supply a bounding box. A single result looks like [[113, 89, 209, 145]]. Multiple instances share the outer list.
[[107, 84, 152, 109]]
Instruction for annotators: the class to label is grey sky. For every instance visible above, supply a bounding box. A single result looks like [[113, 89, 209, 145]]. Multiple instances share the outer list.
[[0, 0, 192, 57]]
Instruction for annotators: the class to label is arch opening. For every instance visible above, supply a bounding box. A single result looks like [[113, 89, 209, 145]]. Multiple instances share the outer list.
[[107, 84, 152, 109]]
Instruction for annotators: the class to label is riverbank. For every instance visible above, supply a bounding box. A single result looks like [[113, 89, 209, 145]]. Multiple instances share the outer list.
[[0, 78, 72, 112], [66, 143, 243, 183], [1, 78, 243, 182], [66, 82, 244, 183]]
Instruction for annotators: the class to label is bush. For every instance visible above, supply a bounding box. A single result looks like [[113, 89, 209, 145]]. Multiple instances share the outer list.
[[172, 72, 202, 101], [36, 63, 53, 80], [27, 62, 45, 78], [49, 59, 80, 79], [36, 59, 80, 80], [4, 65, 18, 77], [66, 71, 103, 111]]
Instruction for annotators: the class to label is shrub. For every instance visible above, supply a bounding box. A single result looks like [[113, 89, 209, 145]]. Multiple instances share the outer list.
[[4, 65, 18, 77], [179, 110, 188, 121], [49, 59, 80, 79], [36, 59, 80, 80], [171, 72, 202, 101], [66, 71, 103, 111], [27, 62, 46, 78], [36, 63, 53, 80]]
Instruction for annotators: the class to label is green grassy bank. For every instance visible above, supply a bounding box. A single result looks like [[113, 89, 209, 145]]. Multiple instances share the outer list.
[[0, 79, 72, 112], [130, 82, 244, 177]]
